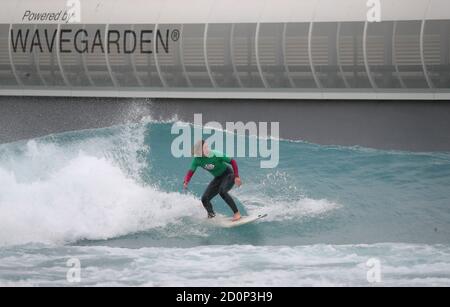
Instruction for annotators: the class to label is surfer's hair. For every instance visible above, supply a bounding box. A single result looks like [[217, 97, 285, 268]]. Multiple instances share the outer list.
[[192, 140, 205, 157]]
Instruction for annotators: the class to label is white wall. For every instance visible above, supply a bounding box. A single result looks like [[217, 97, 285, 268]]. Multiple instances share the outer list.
[[1, 0, 449, 24]]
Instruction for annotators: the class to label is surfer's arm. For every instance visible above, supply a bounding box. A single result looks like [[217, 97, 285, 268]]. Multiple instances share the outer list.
[[184, 170, 195, 186], [230, 159, 242, 187], [184, 160, 198, 188], [230, 159, 239, 178]]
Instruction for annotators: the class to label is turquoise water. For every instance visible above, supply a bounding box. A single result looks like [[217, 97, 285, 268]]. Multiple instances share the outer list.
[[0, 120, 450, 286]]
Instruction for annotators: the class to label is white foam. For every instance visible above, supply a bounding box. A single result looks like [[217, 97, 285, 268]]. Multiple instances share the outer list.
[[0, 153, 204, 246], [0, 122, 207, 247], [234, 171, 340, 222], [1, 243, 449, 287], [237, 195, 340, 222]]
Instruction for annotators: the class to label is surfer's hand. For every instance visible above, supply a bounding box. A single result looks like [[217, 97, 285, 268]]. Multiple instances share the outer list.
[[235, 177, 242, 187], [183, 182, 188, 190]]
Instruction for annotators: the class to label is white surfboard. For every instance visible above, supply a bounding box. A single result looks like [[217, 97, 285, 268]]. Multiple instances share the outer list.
[[211, 214, 268, 228]]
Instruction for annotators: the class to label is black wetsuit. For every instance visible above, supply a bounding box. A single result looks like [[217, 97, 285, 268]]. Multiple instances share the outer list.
[[201, 166, 238, 217]]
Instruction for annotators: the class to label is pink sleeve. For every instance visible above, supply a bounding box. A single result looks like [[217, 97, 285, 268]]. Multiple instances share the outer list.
[[184, 170, 195, 184], [231, 159, 239, 178]]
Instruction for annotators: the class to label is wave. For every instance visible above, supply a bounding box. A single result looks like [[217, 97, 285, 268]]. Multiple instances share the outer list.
[[0, 120, 449, 247], [0, 149, 205, 246], [0, 122, 195, 246], [0, 121, 338, 247]]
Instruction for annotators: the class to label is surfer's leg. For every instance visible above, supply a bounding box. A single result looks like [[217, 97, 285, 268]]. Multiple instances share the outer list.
[[219, 174, 239, 214], [201, 178, 221, 218]]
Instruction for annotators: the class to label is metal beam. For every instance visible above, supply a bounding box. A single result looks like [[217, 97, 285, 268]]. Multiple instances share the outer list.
[[255, 22, 269, 88], [8, 24, 23, 86], [56, 24, 71, 88], [392, 21, 406, 88], [282, 23, 295, 88], [308, 21, 322, 89], [104, 24, 119, 88], [230, 24, 244, 88], [420, 19, 434, 89], [363, 21, 377, 90], [179, 24, 193, 87], [154, 23, 168, 88], [32, 24, 47, 86], [204, 23, 217, 88], [129, 24, 144, 87], [336, 22, 350, 88], [80, 24, 95, 87], [4, 89, 447, 101]]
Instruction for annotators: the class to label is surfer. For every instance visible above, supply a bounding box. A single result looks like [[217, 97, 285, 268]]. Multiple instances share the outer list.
[[183, 140, 242, 221]]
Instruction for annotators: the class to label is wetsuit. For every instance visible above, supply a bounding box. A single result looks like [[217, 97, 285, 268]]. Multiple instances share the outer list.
[[184, 150, 239, 217]]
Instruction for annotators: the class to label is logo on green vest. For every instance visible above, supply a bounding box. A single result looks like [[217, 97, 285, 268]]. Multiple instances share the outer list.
[[204, 164, 215, 170]]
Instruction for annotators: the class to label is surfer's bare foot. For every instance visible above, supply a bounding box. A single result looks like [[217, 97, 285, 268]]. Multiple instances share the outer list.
[[232, 212, 241, 222]]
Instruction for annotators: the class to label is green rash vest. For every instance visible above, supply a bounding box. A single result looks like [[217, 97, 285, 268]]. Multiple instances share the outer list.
[[190, 150, 232, 177]]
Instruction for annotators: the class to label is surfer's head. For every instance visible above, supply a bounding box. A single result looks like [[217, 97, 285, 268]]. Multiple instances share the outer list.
[[193, 140, 209, 157]]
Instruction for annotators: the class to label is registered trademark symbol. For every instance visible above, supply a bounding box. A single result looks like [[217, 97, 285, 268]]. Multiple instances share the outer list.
[[171, 29, 180, 42]]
